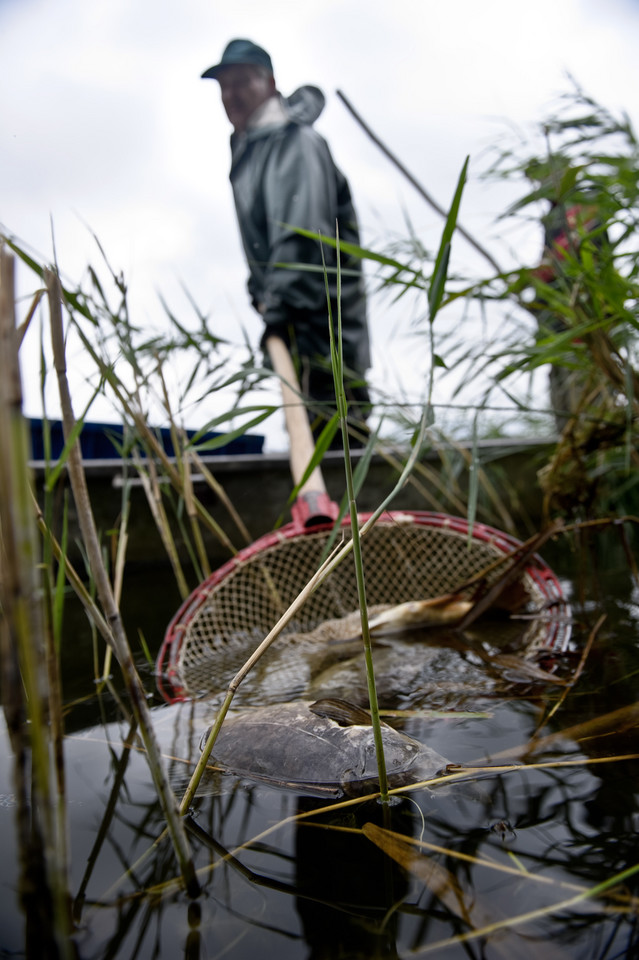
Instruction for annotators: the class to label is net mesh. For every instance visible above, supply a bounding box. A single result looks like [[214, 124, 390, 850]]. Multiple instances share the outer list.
[[159, 515, 569, 702]]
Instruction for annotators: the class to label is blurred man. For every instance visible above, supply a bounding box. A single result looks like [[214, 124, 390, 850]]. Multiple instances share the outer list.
[[201, 38, 371, 442]]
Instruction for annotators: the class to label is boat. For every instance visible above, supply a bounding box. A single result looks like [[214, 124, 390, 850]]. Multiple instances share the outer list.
[[28, 420, 557, 567], [27, 416, 264, 461]]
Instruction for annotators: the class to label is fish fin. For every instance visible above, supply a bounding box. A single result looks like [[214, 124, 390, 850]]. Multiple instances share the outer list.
[[422, 592, 465, 608], [326, 634, 362, 646], [309, 698, 372, 727]]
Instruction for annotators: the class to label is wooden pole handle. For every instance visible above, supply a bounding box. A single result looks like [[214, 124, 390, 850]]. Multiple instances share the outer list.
[[265, 336, 337, 527]]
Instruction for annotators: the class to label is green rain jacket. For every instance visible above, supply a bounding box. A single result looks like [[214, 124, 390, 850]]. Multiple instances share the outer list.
[[229, 85, 370, 378]]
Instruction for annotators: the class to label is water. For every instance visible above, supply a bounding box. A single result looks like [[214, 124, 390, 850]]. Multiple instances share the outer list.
[[1, 529, 639, 958]]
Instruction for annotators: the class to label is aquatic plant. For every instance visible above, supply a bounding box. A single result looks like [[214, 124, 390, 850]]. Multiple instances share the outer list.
[[474, 82, 639, 519], [337, 81, 639, 522]]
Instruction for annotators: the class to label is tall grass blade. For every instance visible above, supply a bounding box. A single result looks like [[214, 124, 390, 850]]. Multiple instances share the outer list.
[[324, 226, 390, 802]]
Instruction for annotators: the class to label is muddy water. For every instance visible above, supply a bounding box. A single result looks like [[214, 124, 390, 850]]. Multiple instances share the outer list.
[[1, 529, 638, 958]]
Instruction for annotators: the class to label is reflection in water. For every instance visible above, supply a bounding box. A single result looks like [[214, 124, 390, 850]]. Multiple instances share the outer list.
[[185, 794, 413, 959], [295, 798, 408, 960]]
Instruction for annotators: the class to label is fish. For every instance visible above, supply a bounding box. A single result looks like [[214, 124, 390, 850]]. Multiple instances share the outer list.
[[197, 698, 455, 799], [367, 595, 473, 635]]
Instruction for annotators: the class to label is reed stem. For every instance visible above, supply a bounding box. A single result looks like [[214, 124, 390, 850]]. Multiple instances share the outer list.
[[326, 229, 390, 802], [0, 246, 75, 958], [44, 267, 200, 898]]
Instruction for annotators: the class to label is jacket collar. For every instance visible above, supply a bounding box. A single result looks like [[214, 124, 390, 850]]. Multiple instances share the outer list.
[[247, 94, 288, 131], [230, 86, 326, 152], [230, 95, 288, 153]]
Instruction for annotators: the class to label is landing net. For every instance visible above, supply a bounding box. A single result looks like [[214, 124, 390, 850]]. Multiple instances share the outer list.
[[156, 512, 570, 702]]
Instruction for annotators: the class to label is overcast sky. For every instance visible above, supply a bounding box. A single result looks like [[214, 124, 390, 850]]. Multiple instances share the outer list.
[[2, 0, 638, 447]]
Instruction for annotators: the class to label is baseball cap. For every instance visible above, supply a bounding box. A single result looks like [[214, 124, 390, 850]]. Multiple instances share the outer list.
[[201, 39, 273, 79]]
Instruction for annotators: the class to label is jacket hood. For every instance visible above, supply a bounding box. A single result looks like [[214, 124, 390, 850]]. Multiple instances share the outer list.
[[283, 85, 325, 125], [232, 85, 326, 151]]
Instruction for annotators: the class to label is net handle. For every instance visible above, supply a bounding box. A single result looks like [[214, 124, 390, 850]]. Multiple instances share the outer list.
[[266, 336, 338, 528]]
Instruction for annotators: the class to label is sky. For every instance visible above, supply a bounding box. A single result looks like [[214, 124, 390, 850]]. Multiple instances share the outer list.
[[2, 0, 638, 448]]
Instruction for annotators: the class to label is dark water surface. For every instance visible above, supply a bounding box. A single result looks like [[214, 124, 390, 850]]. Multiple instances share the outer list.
[[1, 528, 639, 959]]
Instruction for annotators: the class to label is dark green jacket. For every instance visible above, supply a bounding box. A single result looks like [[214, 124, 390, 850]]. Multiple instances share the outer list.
[[229, 86, 370, 377]]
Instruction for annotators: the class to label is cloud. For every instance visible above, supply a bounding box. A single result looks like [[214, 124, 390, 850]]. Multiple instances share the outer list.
[[2, 0, 639, 443]]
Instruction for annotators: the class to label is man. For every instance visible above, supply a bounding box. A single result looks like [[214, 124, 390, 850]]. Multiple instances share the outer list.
[[201, 39, 371, 442]]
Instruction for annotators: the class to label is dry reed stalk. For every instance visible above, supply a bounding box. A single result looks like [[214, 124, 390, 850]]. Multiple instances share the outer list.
[[71, 330, 241, 551], [156, 365, 211, 578], [16, 287, 45, 348], [379, 443, 467, 514], [121, 401, 241, 558], [54, 311, 242, 558], [336, 89, 504, 276], [131, 450, 191, 598], [0, 246, 74, 958], [31, 490, 113, 642], [44, 267, 200, 898], [191, 450, 253, 545], [455, 519, 565, 631], [99, 492, 131, 683], [180, 445, 211, 579]]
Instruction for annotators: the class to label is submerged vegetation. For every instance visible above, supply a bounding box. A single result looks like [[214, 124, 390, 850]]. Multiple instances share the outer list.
[[0, 84, 638, 957]]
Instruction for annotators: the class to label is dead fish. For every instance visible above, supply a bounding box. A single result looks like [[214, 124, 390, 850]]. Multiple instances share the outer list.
[[293, 597, 473, 648], [198, 698, 454, 799], [308, 639, 497, 710], [368, 595, 473, 635]]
